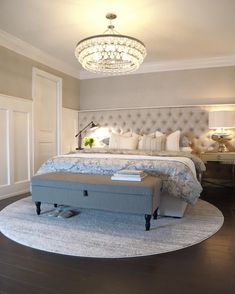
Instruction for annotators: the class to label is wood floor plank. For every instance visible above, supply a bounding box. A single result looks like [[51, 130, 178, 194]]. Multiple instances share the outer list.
[[0, 188, 234, 293]]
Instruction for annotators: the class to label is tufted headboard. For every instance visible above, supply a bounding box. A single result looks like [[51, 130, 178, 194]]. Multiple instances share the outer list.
[[78, 105, 235, 152]]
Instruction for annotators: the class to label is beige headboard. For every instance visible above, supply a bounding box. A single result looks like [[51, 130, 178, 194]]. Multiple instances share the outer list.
[[78, 105, 235, 152]]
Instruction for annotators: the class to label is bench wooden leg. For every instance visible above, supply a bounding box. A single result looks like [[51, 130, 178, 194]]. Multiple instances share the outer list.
[[153, 207, 159, 219], [35, 201, 41, 215], [145, 214, 151, 231]]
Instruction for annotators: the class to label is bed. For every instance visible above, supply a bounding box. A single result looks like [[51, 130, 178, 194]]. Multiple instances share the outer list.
[[35, 149, 205, 217], [36, 105, 218, 217]]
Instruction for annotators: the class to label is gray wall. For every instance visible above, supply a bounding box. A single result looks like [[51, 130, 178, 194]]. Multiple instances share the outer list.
[[80, 66, 235, 110], [0, 46, 80, 110]]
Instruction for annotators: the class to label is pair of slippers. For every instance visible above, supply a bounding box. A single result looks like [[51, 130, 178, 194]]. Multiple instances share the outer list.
[[48, 209, 75, 218]]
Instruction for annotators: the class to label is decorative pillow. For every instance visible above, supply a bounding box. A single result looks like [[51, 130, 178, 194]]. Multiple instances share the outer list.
[[109, 133, 139, 150], [180, 135, 192, 147], [138, 135, 165, 151], [166, 130, 181, 151], [180, 146, 193, 153], [122, 131, 139, 138]]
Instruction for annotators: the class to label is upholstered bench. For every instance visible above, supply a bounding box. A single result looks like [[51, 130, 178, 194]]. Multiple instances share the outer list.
[[31, 172, 162, 230]]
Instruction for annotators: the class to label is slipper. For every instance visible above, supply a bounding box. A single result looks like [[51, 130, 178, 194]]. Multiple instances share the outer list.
[[58, 210, 75, 219], [48, 209, 62, 217]]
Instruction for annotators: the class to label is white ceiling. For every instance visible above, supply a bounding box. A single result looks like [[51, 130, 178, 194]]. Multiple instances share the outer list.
[[0, 0, 235, 78]]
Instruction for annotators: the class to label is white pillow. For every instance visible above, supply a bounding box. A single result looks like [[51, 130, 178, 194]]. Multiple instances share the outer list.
[[138, 135, 165, 151], [166, 130, 181, 151], [109, 133, 139, 149], [155, 131, 164, 137]]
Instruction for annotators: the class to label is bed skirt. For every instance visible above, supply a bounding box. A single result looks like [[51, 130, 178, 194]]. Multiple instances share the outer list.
[[159, 192, 188, 218]]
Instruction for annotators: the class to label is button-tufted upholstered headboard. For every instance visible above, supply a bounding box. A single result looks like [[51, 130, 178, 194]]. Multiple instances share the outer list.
[[78, 105, 235, 152]]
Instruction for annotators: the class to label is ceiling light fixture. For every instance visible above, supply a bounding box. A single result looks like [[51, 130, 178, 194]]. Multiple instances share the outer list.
[[75, 13, 147, 74]]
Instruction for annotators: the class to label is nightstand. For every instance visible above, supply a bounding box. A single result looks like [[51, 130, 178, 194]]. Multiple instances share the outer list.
[[200, 152, 235, 188], [200, 152, 235, 162]]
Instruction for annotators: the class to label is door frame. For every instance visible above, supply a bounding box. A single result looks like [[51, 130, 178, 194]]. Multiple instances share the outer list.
[[32, 67, 62, 174]]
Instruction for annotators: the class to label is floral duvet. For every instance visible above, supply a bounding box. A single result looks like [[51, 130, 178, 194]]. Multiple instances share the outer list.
[[36, 150, 205, 205]]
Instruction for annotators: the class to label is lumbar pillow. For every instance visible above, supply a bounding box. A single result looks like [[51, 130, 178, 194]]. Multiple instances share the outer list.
[[138, 135, 165, 151], [109, 132, 139, 149]]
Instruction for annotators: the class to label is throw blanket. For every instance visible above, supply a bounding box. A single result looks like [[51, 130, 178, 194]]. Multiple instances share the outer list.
[[36, 151, 205, 205]]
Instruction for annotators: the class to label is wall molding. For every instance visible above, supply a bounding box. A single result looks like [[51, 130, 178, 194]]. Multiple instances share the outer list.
[[80, 55, 235, 79], [0, 93, 33, 199], [78, 103, 235, 113], [0, 29, 80, 79], [1, 28, 235, 81]]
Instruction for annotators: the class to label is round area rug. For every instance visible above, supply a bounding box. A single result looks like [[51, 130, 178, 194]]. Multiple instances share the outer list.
[[0, 197, 223, 258]]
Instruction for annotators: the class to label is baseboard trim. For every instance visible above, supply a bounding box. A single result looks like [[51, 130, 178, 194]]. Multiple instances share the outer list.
[[0, 189, 30, 200]]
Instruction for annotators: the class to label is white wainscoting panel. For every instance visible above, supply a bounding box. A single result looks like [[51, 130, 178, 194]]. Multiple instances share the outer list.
[[62, 108, 78, 154], [0, 109, 9, 186], [0, 94, 32, 199], [13, 111, 30, 183]]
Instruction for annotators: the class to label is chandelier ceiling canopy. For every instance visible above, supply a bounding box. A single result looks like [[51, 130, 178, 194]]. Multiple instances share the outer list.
[[75, 13, 147, 75]]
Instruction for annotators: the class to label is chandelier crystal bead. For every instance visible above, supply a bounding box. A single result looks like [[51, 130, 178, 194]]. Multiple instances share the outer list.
[[75, 13, 147, 74]]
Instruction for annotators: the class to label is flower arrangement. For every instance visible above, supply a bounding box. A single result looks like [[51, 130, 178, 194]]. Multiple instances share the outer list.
[[84, 137, 94, 148]]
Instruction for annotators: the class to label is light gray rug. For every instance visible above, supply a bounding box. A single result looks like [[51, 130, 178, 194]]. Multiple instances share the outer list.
[[0, 197, 223, 258]]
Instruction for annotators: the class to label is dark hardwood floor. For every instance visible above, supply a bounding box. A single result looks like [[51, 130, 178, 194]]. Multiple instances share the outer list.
[[0, 187, 234, 294]]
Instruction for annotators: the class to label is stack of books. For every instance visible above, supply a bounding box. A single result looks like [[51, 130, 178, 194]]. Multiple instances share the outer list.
[[111, 169, 147, 181]]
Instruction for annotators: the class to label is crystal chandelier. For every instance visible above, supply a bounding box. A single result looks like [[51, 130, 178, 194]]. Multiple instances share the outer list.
[[75, 13, 147, 74]]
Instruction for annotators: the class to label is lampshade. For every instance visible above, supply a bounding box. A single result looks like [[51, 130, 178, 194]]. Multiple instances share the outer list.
[[208, 111, 235, 130], [75, 13, 146, 75]]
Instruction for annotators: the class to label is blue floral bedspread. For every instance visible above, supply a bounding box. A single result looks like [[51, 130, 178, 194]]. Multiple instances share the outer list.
[[36, 151, 204, 204]]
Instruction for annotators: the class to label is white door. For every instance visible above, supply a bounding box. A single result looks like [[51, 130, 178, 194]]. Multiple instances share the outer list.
[[32, 68, 62, 174]]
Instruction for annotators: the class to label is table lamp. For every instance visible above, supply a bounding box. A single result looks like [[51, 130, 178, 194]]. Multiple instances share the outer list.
[[75, 121, 99, 150], [208, 110, 235, 152]]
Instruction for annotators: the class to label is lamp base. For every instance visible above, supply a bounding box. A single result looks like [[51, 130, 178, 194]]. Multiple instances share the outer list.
[[211, 133, 232, 152]]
